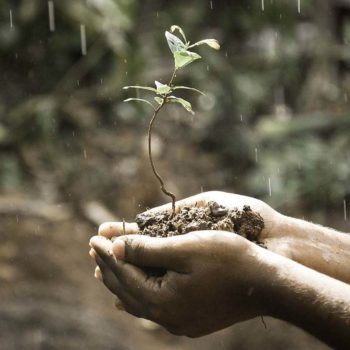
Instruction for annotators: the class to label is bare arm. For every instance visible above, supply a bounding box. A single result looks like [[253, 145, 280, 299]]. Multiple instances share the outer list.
[[264, 215, 350, 283], [258, 245, 350, 348]]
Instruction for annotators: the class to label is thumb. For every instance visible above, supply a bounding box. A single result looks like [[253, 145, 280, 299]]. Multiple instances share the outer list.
[[112, 235, 189, 271]]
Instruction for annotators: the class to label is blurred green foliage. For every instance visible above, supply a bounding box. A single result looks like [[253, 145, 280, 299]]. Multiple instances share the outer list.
[[0, 0, 349, 221]]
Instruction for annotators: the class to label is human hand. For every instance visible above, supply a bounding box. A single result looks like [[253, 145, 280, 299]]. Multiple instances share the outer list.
[[89, 231, 269, 337], [98, 191, 292, 257]]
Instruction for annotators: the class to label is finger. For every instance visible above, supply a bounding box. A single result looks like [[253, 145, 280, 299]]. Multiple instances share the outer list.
[[90, 236, 153, 301], [94, 252, 121, 294], [94, 266, 102, 281], [98, 222, 139, 239], [112, 234, 191, 271], [94, 251, 138, 310]]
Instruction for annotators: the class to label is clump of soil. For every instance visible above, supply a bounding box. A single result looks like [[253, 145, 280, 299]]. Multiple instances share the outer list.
[[136, 201, 264, 243]]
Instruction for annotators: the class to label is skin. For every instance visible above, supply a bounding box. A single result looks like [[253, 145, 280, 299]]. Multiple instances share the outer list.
[[98, 191, 350, 283], [89, 191, 350, 348]]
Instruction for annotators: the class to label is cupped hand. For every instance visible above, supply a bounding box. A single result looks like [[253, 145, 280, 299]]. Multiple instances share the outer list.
[[98, 191, 291, 257], [89, 231, 269, 337]]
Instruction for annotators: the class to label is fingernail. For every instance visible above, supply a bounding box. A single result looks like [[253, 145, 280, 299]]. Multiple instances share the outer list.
[[94, 266, 102, 281], [112, 239, 126, 260], [89, 248, 96, 258]]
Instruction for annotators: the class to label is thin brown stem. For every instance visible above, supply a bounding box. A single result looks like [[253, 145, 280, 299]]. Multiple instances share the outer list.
[[147, 68, 177, 216]]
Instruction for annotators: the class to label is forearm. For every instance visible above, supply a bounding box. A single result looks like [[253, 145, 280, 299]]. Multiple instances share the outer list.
[[257, 248, 350, 349], [265, 215, 350, 283]]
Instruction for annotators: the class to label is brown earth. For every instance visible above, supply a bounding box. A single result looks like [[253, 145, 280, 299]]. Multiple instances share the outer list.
[[136, 201, 264, 241]]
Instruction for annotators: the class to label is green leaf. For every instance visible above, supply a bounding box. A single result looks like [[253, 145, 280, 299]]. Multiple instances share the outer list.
[[173, 86, 205, 95], [167, 96, 194, 114], [154, 97, 164, 105], [123, 86, 157, 93], [174, 50, 201, 69], [165, 31, 186, 53], [170, 25, 187, 43], [123, 98, 155, 110], [189, 39, 220, 50], [155, 81, 171, 95]]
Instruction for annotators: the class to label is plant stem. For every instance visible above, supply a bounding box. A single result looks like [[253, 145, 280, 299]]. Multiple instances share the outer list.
[[147, 68, 177, 216]]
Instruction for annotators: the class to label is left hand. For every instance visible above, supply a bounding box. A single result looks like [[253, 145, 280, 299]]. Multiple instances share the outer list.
[[89, 231, 269, 337]]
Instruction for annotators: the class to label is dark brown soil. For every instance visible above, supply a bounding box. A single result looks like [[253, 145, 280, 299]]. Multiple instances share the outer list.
[[136, 201, 264, 243]]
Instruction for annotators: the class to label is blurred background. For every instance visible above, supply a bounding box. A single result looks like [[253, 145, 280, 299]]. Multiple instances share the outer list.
[[0, 0, 349, 349]]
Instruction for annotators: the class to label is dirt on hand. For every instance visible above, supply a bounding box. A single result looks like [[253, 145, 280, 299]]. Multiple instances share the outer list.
[[135, 201, 264, 243]]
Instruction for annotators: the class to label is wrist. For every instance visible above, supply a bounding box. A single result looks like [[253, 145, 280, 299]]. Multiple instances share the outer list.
[[238, 243, 282, 318]]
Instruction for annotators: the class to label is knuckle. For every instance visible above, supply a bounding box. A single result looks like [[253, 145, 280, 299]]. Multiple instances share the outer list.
[[127, 238, 146, 262]]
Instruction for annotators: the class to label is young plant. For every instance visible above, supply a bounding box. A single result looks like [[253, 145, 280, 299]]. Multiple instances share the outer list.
[[123, 25, 220, 215]]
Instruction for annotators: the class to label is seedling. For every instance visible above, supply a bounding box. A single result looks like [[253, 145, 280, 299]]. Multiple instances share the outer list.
[[123, 25, 220, 215]]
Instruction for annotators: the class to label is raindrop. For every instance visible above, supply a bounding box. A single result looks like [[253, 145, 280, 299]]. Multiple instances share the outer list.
[[255, 148, 258, 163], [200, 186, 204, 193], [344, 200, 348, 221], [261, 0, 264, 11], [80, 24, 87, 56], [100, 78, 103, 85], [48, 1, 55, 32], [297, 0, 301, 14], [210, 0, 213, 10], [268, 177, 272, 197], [83, 149, 87, 159], [207, 65, 210, 72], [77, 80, 80, 87], [240, 114, 243, 122], [10, 10, 13, 28]]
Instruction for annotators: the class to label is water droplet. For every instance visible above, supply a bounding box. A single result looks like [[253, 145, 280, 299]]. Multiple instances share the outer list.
[[261, 0, 264, 11], [80, 24, 87, 56], [297, 0, 301, 14], [268, 177, 272, 197], [210, 0, 214, 10], [344, 200, 348, 221], [9, 10, 13, 28], [255, 148, 258, 163], [48, 1, 55, 32]]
